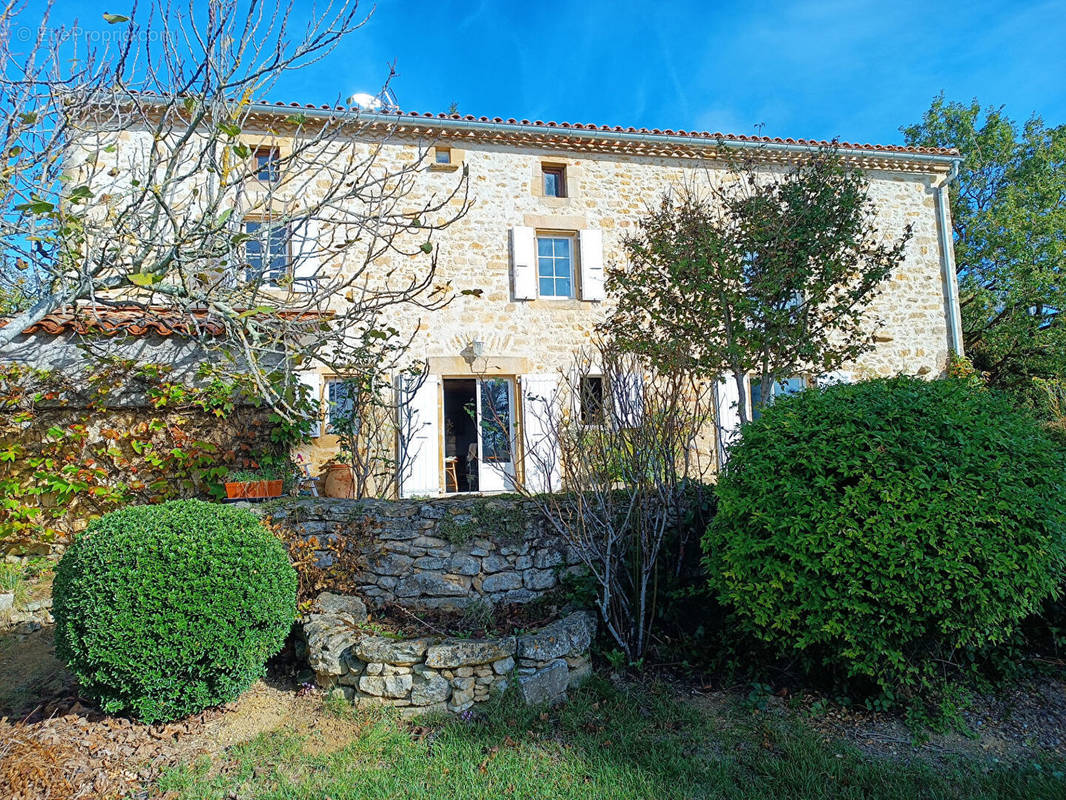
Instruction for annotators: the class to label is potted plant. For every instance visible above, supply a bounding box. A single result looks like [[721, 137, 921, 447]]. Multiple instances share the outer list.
[[224, 467, 284, 500]]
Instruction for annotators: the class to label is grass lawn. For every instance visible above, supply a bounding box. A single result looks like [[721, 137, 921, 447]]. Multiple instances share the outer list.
[[154, 678, 1066, 800]]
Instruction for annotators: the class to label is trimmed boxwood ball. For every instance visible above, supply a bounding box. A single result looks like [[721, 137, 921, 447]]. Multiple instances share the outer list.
[[703, 376, 1066, 698], [53, 499, 297, 723]]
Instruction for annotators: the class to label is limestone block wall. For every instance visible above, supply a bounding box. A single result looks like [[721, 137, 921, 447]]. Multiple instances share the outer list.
[[303, 592, 595, 714], [268, 496, 584, 609]]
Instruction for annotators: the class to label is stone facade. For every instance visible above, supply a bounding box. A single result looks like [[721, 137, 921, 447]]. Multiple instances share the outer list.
[[302, 592, 595, 715], [267, 496, 584, 609], [285, 122, 961, 488]]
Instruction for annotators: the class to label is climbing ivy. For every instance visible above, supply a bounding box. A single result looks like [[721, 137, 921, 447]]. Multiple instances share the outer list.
[[0, 357, 312, 554]]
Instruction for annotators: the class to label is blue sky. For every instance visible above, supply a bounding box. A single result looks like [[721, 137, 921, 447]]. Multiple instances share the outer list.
[[29, 0, 1066, 145]]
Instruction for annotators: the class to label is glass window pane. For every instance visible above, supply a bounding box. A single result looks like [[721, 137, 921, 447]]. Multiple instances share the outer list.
[[538, 237, 553, 257], [556, 237, 571, 258], [539, 277, 554, 296], [556, 276, 571, 297], [479, 379, 511, 462]]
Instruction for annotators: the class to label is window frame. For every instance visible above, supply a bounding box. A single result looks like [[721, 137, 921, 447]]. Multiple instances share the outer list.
[[535, 231, 577, 300], [324, 377, 360, 436], [253, 146, 281, 183], [243, 217, 292, 286], [579, 374, 606, 427], [542, 164, 567, 198]]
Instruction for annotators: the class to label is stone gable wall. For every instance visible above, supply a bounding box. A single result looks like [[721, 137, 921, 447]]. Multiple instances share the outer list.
[[267, 496, 584, 609]]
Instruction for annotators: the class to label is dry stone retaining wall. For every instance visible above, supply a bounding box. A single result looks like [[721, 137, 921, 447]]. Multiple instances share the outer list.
[[267, 496, 585, 610], [303, 593, 595, 714]]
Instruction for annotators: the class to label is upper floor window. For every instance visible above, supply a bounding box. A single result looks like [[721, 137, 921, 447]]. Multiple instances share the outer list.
[[253, 147, 281, 183], [536, 233, 574, 298], [542, 165, 566, 197], [244, 219, 290, 285], [434, 146, 452, 165], [749, 375, 805, 419]]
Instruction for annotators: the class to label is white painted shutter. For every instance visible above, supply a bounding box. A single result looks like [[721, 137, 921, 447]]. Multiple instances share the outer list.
[[579, 228, 605, 301], [290, 218, 318, 292], [611, 372, 644, 429], [511, 226, 537, 300], [297, 370, 323, 437], [715, 374, 743, 456], [814, 370, 852, 388], [521, 373, 561, 493], [396, 374, 440, 497]]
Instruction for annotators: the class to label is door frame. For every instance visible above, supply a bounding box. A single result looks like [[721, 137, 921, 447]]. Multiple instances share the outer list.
[[438, 375, 519, 494]]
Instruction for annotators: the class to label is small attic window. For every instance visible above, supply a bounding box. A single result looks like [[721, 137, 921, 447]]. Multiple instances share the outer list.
[[254, 147, 281, 183], [434, 147, 452, 165], [542, 165, 566, 198]]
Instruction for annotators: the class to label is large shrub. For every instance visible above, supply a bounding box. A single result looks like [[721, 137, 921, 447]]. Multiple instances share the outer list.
[[704, 376, 1066, 700], [53, 499, 297, 722]]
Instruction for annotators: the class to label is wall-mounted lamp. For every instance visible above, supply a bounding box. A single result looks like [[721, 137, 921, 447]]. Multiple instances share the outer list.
[[460, 340, 485, 367]]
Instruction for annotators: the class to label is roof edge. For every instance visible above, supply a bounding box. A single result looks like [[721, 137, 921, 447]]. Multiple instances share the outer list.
[[244, 103, 961, 168]]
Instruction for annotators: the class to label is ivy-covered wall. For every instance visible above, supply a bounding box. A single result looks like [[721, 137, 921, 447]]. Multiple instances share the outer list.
[[266, 496, 585, 609], [0, 356, 285, 554]]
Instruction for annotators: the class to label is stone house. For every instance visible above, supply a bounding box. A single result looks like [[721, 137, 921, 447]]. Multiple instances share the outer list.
[[23, 108, 964, 498]]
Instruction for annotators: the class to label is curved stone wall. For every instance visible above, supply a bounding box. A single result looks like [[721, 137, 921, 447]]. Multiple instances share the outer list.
[[303, 593, 595, 715], [269, 496, 585, 610]]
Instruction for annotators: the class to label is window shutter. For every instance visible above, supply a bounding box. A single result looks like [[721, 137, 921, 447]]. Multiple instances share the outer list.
[[396, 374, 441, 497], [511, 226, 537, 300], [714, 374, 743, 457], [814, 371, 851, 388], [290, 219, 318, 292], [296, 370, 323, 438], [520, 373, 561, 492], [579, 228, 605, 301]]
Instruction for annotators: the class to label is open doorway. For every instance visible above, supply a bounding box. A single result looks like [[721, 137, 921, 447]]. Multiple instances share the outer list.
[[442, 377, 517, 493], [442, 379, 478, 492]]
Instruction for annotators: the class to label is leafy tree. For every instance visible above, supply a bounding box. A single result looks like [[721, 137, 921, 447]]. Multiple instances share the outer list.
[[605, 147, 912, 427], [903, 96, 1066, 400]]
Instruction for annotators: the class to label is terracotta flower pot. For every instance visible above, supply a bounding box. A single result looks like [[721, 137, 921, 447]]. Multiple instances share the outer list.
[[322, 463, 355, 498], [225, 479, 284, 500]]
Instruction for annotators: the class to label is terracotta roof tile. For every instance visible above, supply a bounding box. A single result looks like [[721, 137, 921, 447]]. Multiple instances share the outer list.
[[100, 93, 960, 158], [6, 306, 329, 337], [236, 99, 960, 157]]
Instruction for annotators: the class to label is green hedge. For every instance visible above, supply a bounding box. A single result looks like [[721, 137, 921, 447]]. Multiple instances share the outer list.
[[703, 376, 1066, 700], [53, 499, 297, 723]]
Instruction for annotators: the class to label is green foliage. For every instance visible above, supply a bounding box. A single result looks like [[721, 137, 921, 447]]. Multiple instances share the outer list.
[[52, 500, 297, 722], [903, 96, 1066, 401], [704, 376, 1066, 706], [227, 466, 282, 482]]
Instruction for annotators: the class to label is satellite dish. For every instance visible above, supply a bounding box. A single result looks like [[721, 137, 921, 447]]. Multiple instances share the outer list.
[[348, 92, 382, 111], [347, 89, 400, 113]]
